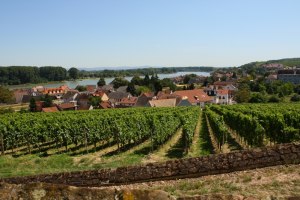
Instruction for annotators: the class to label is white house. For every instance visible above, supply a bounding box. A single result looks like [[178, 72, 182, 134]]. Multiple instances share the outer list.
[[213, 89, 233, 105]]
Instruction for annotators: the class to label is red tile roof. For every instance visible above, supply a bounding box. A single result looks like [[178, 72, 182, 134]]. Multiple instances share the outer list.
[[58, 103, 77, 109], [43, 85, 70, 95], [217, 89, 229, 95], [173, 89, 212, 104], [120, 97, 138, 104], [213, 81, 234, 86], [42, 107, 59, 112], [86, 85, 96, 93]]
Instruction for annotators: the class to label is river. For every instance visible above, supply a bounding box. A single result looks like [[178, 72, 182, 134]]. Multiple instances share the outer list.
[[8, 71, 210, 89]]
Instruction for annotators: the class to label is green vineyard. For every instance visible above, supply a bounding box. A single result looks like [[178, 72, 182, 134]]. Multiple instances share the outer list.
[[0, 104, 299, 178], [0, 107, 200, 155], [207, 103, 300, 150]]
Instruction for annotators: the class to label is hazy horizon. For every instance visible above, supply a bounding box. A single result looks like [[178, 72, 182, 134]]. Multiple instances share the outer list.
[[1, 0, 300, 67]]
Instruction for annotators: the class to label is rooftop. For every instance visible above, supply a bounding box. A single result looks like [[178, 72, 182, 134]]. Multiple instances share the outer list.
[[148, 98, 177, 107], [173, 89, 212, 104]]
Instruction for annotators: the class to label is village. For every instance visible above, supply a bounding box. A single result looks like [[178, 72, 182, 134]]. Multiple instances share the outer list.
[[11, 74, 237, 113], [7, 62, 300, 113]]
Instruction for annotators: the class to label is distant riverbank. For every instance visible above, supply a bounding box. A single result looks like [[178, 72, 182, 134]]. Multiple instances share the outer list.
[[6, 71, 210, 90]]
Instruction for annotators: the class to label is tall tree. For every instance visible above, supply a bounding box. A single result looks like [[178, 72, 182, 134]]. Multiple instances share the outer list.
[[111, 77, 129, 89], [97, 77, 106, 87], [42, 94, 53, 107], [29, 98, 36, 112], [131, 75, 143, 85], [75, 85, 87, 92], [235, 87, 251, 103], [127, 82, 137, 96], [160, 78, 177, 91], [88, 96, 101, 107], [143, 74, 150, 86], [68, 67, 79, 80]]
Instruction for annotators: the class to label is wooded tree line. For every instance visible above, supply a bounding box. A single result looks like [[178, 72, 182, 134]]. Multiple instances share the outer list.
[[80, 66, 214, 78], [0, 66, 71, 85]]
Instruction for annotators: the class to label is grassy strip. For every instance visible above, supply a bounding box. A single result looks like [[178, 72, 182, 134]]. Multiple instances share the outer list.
[[144, 128, 184, 163], [0, 139, 154, 178], [104, 164, 300, 199], [187, 113, 203, 157]]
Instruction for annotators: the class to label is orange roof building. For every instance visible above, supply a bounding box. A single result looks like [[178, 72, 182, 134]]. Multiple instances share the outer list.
[[43, 85, 70, 95], [119, 97, 138, 107], [173, 89, 213, 106], [58, 102, 78, 111]]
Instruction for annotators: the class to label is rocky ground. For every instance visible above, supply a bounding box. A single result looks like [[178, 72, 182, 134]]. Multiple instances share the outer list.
[[0, 164, 299, 200], [101, 164, 300, 200]]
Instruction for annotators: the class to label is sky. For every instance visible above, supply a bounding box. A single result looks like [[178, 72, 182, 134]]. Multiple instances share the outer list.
[[0, 0, 300, 68]]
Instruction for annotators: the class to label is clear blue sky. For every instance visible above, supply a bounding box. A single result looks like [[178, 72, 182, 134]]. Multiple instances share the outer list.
[[0, 0, 299, 68]]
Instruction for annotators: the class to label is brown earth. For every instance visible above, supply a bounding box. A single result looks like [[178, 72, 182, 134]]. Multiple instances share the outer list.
[[1, 165, 299, 200], [0, 182, 173, 200]]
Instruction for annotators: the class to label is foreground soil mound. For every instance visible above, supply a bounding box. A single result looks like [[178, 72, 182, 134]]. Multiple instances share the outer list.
[[0, 182, 269, 200], [0, 182, 173, 200]]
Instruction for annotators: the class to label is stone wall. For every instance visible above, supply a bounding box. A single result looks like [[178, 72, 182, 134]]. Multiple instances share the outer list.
[[1, 142, 300, 187]]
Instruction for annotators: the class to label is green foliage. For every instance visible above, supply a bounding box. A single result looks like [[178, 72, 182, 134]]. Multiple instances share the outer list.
[[291, 94, 300, 102], [0, 66, 66, 85], [249, 93, 268, 103], [130, 75, 143, 85], [41, 94, 53, 107], [29, 98, 36, 112], [209, 106, 265, 147], [188, 83, 195, 90], [240, 58, 300, 75], [80, 67, 214, 78], [279, 83, 294, 96], [268, 95, 280, 103], [68, 67, 79, 80], [235, 87, 250, 103], [183, 74, 197, 84], [111, 77, 129, 89], [39, 66, 67, 81], [0, 107, 200, 155], [205, 108, 229, 149], [160, 78, 177, 91], [126, 82, 137, 96], [211, 104, 300, 144], [143, 74, 150, 85], [75, 85, 87, 92], [0, 86, 14, 103], [88, 96, 101, 107], [136, 86, 151, 95], [0, 108, 14, 114], [97, 77, 106, 87]]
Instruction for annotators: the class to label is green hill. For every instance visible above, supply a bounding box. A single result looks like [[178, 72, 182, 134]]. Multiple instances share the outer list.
[[239, 58, 300, 75]]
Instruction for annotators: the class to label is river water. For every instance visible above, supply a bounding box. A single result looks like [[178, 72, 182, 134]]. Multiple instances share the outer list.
[[9, 71, 210, 89]]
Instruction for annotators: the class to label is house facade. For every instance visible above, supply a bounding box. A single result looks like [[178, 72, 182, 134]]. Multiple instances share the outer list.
[[213, 89, 233, 104]]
